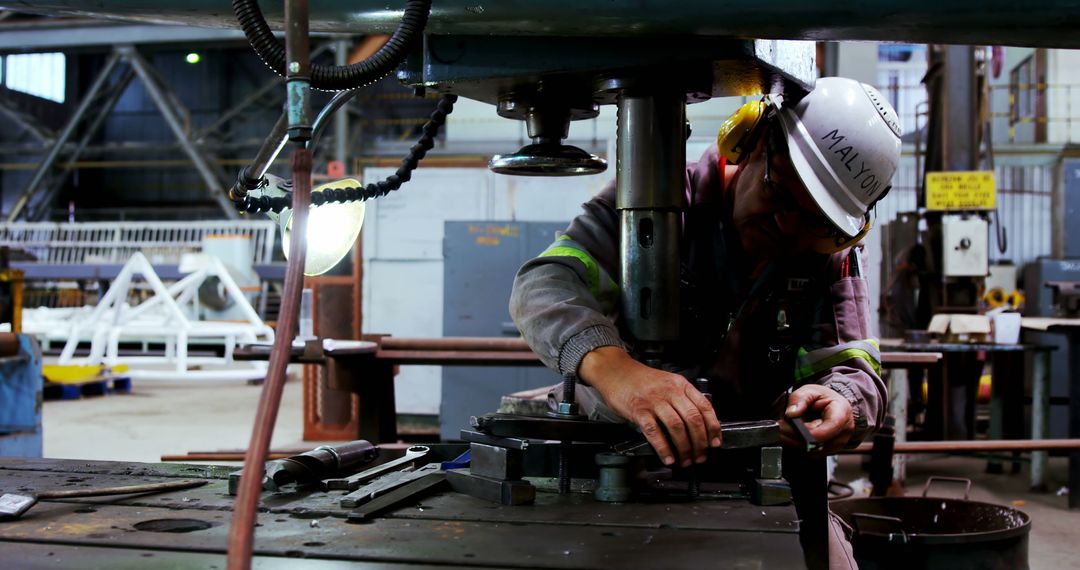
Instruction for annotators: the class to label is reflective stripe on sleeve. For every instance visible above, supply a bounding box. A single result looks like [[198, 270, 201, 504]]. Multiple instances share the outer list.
[[537, 235, 619, 308], [794, 339, 881, 382]]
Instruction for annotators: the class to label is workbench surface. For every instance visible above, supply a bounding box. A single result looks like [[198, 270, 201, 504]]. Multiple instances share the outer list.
[[0, 457, 803, 569]]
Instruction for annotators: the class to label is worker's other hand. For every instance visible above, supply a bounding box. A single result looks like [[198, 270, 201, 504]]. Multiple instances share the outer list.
[[779, 384, 854, 454], [580, 347, 722, 467]]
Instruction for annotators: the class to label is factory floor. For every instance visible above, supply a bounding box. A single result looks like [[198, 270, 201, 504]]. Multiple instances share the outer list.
[[41, 378, 1078, 569]]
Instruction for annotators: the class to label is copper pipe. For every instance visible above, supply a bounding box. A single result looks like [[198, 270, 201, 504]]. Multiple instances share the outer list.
[[378, 337, 530, 351], [227, 148, 312, 570], [842, 439, 1080, 454]]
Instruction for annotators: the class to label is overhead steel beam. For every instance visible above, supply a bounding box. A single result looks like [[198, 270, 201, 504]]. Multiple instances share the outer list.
[[194, 76, 283, 142], [0, 23, 249, 51], [5, 50, 122, 222], [192, 43, 331, 143], [0, 93, 55, 143], [8, 1, 1080, 48], [121, 46, 238, 219], [26, 68, 135, 221]]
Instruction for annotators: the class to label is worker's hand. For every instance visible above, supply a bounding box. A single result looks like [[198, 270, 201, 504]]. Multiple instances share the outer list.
[[580, 347, 722, 467], [779, 384, 854, 455]]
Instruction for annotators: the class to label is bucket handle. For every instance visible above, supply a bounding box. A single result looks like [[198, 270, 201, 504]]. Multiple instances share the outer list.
[[851, 513, 909, 545], [921, 476, 971, 500]]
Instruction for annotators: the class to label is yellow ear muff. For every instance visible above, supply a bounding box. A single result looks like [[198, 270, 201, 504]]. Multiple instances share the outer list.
[[811, 217, 873, 255], [717, 99, 767, 164]]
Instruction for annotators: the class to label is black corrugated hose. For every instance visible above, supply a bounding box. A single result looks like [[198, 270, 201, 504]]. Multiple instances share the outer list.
[[231, 0, 432, 92], [232, 94, 458, 213]]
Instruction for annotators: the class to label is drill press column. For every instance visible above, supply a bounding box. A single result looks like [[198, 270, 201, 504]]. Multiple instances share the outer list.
[[616, 92, 687, 361]]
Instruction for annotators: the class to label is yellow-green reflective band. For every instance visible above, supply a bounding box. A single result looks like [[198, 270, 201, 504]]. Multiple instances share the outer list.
[[795, 340, 881, 382], [539, 244, 602, 299]]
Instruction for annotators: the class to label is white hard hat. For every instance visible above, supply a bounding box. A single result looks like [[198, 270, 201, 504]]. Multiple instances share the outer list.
[[776, 77, 902, 237]]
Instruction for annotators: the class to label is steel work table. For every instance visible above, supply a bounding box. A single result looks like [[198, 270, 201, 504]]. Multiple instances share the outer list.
[[882, 340, 1058, 488], [0, 457, 803, 568]]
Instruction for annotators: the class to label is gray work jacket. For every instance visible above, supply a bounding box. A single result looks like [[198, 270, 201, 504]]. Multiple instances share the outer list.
[[509, 146, 886, 445]]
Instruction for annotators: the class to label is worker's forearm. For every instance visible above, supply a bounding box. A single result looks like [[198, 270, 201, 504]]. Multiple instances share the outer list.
[[578, 345, 635, 390]]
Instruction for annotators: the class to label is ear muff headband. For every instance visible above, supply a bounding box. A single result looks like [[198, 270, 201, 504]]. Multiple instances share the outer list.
[[717, 99, 770, 164]]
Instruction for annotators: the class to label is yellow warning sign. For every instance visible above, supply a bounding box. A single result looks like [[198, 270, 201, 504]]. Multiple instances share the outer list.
[[926, 171, 996, 211]]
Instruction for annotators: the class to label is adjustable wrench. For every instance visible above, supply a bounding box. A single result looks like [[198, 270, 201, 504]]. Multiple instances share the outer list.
[[322, 445, 429, 491]]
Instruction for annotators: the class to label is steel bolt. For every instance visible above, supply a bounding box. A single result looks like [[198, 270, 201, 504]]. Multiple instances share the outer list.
[[556, 402, 580, 416]]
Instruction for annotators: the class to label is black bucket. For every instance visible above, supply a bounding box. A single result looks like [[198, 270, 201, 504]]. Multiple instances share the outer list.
[[830, 477, 1031, 570]]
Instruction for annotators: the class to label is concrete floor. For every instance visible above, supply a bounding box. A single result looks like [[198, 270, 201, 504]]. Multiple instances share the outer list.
[[43, 373, 307, 464], [42, 380, 1079, 569]]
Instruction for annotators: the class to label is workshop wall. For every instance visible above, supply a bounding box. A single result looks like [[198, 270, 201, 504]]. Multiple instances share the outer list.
[[361, 166, 612, 415]]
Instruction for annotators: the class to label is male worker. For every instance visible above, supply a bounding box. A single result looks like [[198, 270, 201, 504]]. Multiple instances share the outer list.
[[509, 76, 901, 569]]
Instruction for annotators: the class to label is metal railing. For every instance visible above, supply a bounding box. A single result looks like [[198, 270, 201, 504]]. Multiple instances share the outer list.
[[0, 220, 277, 266]]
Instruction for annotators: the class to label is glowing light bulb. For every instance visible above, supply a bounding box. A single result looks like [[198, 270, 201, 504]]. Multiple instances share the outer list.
[[279, 179, 365, 276]]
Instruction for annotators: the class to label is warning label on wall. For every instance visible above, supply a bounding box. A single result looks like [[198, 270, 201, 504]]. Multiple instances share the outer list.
[[926, 171, 997, 211]]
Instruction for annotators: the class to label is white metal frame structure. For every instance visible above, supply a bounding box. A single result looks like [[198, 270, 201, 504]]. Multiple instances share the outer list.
[[50, 252, 273, 381]]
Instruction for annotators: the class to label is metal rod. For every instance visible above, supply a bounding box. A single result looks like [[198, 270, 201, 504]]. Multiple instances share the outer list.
[[379, 337, 531, 351], [122, 46, 239, 219], [6, 50, 122, 222], [36, 479, 207, 499], [842, 439, 1080, 454], [161, 453, 293, 462]]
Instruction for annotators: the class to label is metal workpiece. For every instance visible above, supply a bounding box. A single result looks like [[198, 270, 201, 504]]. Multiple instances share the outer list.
[[750, 478, 793, 507], [714, 421, 781, 450], [758, 446, 784, 480], [345, 473, 449, 523], [470, 414, 639, 443], [445, 469, 537, 506], [341, 463, 443, 508], [469, 443, 524, 480], [594, 452, 633, 503], [460, 429, 531, 451]]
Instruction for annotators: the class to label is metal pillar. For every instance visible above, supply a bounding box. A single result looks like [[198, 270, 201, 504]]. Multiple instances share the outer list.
[[887, 368, 909, 483], [6, 50, 123, 222], [121, 46, 238, 219], [616, 92, 687, 359], [1031, 350, 1050, 491]]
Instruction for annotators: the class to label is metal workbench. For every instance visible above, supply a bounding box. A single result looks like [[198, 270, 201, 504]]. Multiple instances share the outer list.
[[0, 457, 803, 569]]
